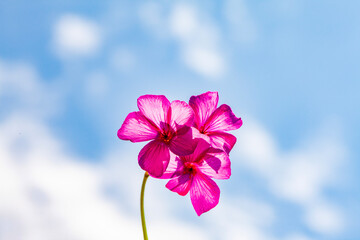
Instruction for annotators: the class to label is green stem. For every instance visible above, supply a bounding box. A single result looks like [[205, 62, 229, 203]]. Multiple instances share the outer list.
[[140, 172, 149, 240]]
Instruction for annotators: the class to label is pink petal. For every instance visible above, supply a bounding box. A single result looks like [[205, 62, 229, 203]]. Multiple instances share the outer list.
[[191, 126, 206, 139], [189, 139, 212, 163], [169, 126, 197, 156], [189, 92, 219, 129], [137, 95, 171, 130], [190, 172, 220, 216], [170, 100, 194, 131], [198, 149, 231, 179], [138, 140, 170, 177], [207, 132, 237, 154], [117, 111, 159, 142], [166, 174, 192, 196], [158, 153, 184, 179], [204, 104, 242, 132]]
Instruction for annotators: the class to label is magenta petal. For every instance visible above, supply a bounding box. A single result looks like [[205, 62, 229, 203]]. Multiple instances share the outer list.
[[166, 174, 192, 196], [189, 92, 219, 129], [137, 95, 171, 130], [117, 111, 159, 142], [191, 126, 207, 140], [198, 150, 231, 179], [207, 132, 237, 154], [159, 153, 184, 179], [138, 140, 170, 177], [190, 173, 220, 216], [170, 100, 194, 131], [190, 139, 212, 163], [169, 126, 197, 156], [204, 104, 243, 132]]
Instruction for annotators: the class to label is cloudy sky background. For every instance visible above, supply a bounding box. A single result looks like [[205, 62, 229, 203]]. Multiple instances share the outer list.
[[0, 0, 359, 239]]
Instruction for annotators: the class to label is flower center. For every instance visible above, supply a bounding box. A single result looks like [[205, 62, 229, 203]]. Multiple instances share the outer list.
[[199, 125, 206, 134], [160, 131, 173, 144], [184, 162, 197, 175]]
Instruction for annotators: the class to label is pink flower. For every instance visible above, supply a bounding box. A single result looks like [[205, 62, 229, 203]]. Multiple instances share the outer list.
[[117, 95, 197, 177], [189, 91, 243, 154], [161, 140, 231, 216]]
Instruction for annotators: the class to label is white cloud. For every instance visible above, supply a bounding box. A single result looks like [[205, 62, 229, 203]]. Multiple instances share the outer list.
[[53, 14, 101, 57], [150, 221, 207, 240], [170, 4, 198, 40], [0, 59, 60, 118], [234, 118, 347, 236], [304, 203, 344, 235], [0, 113, 213, 240], [270, 130, 346, 206], [206, 196, 275, 240], [0, 115, 138, 240], [138, 3, 226, 78], [169, 4, 226, 78], [182, 46, 225, 79], [235, 120, 278, 175]]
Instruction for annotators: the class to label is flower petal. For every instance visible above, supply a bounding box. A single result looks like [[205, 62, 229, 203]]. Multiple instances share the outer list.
[[159, 153, 184, 179], [138, 140, 170, 177], [198, 149, 231, 179], [207, 132, 237, 154], [170, 100, 194, 131], [188, 139, 212, 163], [169, 126, 197, 156], [204, 104, 242, 132], [189, 92, 219, 129], [166, 174, 192, 196], [190, 172, 220, 216], [137, 95, 171, 130], [117, 111, 159, 142]]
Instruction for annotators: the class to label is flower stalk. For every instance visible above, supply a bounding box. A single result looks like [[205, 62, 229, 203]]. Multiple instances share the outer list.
[[140, 171, 149, 240]]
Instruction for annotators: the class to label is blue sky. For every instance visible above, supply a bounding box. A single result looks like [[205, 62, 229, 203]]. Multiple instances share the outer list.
[[0, 0, 359, 239]]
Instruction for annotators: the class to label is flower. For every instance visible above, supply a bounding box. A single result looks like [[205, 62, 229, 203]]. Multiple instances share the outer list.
[[161, 140, 231, 216], [189, 91, 243, 154], [117, 95, 197, 177]]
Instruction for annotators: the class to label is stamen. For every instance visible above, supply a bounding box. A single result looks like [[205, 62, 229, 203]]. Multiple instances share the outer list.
[[160, 132, 172, 143]]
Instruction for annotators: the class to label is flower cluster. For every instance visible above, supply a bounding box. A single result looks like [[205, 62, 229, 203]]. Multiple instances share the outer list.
[[118, 91, 242, 216]]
